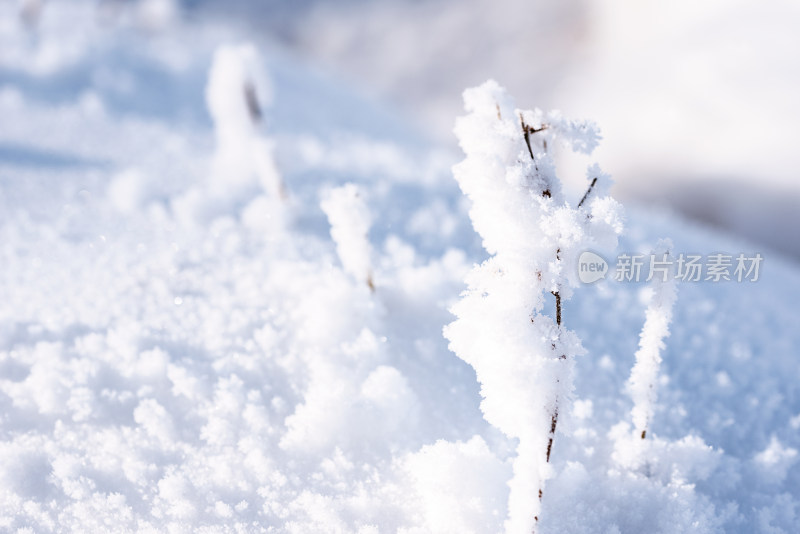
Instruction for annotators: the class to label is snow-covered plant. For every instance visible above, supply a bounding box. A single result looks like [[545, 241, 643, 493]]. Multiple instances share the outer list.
[[444, 80, 623, 533], [321, 183, 375, 291], [206, 43, 285, 202], [628, 239, 678, 441], [173, 43, 287, 228]]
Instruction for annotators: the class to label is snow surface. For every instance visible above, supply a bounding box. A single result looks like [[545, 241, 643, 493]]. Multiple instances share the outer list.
[[1, 2, 800, 533]]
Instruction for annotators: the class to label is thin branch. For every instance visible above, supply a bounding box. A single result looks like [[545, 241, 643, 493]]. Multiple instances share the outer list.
[[519, 114, 548, 159], [552, 291, 562, 326], [545, 408, 559, 462], [244, 81, 262, 123], [577, 177, 598, 208], [520, 113, 535, 160], [520, 115, 553, 199], [536, 249, 566, 533]]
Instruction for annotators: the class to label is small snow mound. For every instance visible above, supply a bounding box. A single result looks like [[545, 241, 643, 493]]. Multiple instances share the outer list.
[[402, 436, 509, 534], [754, 436, 799, 485]]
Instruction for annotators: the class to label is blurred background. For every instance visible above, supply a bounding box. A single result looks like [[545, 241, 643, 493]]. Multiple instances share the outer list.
[[4, 0, 800, 259]]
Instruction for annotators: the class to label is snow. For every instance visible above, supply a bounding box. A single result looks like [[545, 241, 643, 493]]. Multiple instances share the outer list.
[[1, 2, 800, 533]]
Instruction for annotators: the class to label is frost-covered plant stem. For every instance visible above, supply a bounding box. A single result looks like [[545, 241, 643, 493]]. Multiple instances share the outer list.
[[545, 291, 562, 462], [444, 80, 624, 533], [206, 44, 286, 201], [628, 240, 678, 441], [516, 116, 604, 529], [321, 183, 375, 291]]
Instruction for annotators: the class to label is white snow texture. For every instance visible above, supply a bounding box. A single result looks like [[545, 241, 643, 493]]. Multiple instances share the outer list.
[[1, 3, 799, 534]]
